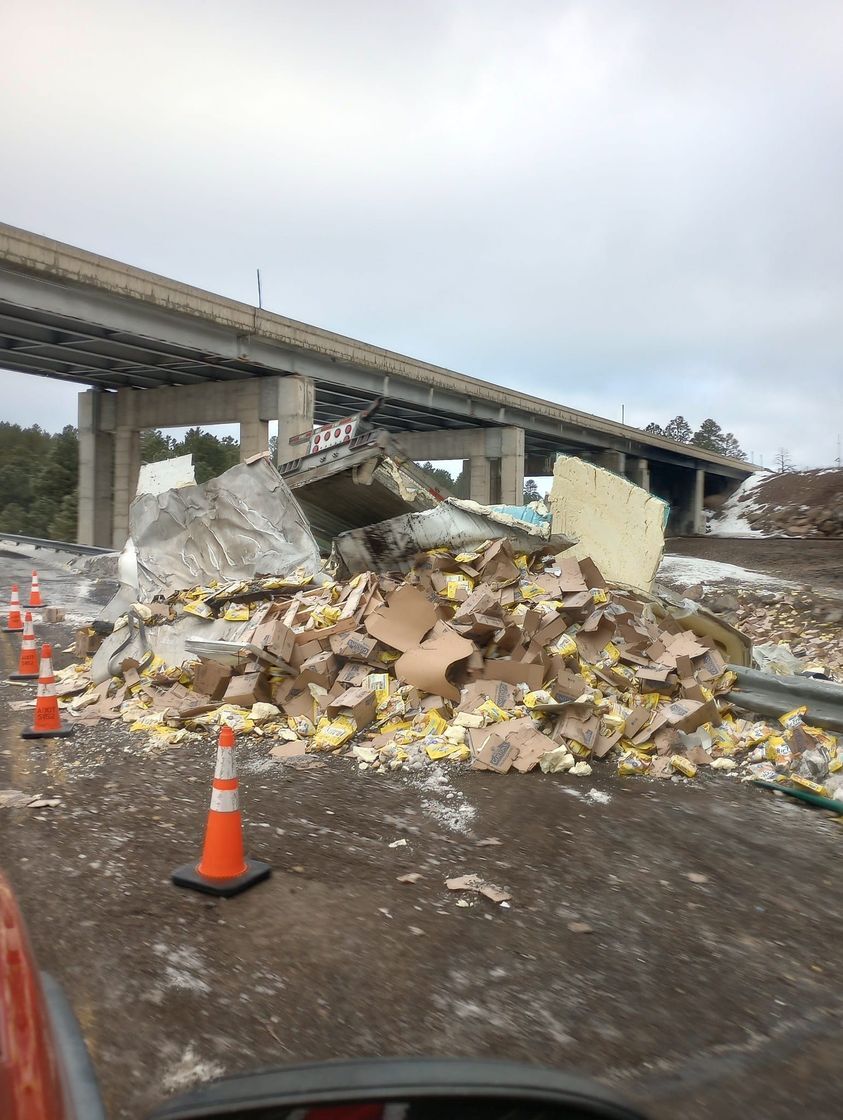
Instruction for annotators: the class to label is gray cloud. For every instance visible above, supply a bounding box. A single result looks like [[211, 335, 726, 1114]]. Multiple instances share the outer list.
[[2, 0, 841, 468]]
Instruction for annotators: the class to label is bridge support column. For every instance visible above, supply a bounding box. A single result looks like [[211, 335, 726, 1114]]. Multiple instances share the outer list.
[[398, 426, 525, 505], [112, 428, 141, 549], [596, 450, 626, 475], [77, 389, 115, 548], [273, 376, 315, 465], [625, 457, 651, 492], [499, 426, 525, 504], [468, 456, 491, 504]]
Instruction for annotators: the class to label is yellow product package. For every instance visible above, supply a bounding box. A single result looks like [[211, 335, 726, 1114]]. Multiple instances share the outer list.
[[519, 582, 544, 601], [380, 717, 413, 734], [788, 775, 830, 797], [670, 755, 697, 778], [454, 550, 481, 563], [548, 634, 578, 659], [223, 602, 250, 622], [618, 752, 650, 776], [779, 706, 807, 730], [598, 642, 621, 667], [423, 710, 448, 737], [183, 600, 214, 619], [569, 740, 592, 759], [445, 574, 475, 600], [366, 673, 392, 709], [313, 715, 357, 751], [524, 689, 554, 708], [476, 699, 511, 724], [590, 588, 609, 604], [425, 739, 469, 761], [311, 605, 341, 628]]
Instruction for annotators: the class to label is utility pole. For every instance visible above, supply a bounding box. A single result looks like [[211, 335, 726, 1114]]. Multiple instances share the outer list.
[[256, 268, 263, 310]]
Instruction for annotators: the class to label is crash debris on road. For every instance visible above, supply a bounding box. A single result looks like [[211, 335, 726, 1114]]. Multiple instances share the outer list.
[[6, 450, 843, 806]]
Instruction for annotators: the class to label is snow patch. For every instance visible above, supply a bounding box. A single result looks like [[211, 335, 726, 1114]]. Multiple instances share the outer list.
[[708, 472, 772, 537], [658, 554, 796, 588]]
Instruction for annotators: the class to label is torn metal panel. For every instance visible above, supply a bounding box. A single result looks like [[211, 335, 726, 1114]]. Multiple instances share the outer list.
[[726, 666, 843, 733], [129, 457, 322, 601], [334, 498, 575, 576], [136, 454, 195, 496], [548, 455, 668, 593], [278, 431, 444, 552]]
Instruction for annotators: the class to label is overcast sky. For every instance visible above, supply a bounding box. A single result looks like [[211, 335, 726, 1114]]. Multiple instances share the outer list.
[[2, 0, 842, 468]]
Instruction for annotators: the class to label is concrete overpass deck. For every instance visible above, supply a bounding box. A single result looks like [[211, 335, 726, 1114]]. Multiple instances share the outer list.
[[0, 222, 755, 545]]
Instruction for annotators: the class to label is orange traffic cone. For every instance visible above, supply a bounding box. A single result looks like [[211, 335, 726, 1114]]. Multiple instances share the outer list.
[[27, 571, 45, 609], [3, 585, 23, 633], [172, 726, 270, 897], [9, 612, 40, 681], [21, 644, 74, 740]]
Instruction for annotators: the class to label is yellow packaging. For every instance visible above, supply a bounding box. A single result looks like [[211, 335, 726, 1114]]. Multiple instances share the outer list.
[[548, 635, 578, 659], [514, 553, 530, 571], [764, 739, 792, 765], [524, 690, 554, 708], [599, 642, 620, 667], [425, 741, 470, 761], [476, 699, 511, 724], [445, 574, 475, 600], [183, 601, 213, 619], [828, 753, 843, 774], [311, 605, 341, 628], [380, 717, 413, 734], [519, 582, 544, 601], [223, 602, 250, 622], [424, 710, 448, 737], [590, 588, 608, 604], [618, 752, 650, 776], [788, 775, 829, 797], [779, 706, 807, 730], [454, 550, 481, 563], [366, 673, 391, 708], [670, 754, 697, 778], [313, 715, 357, 750], [569, 740, 591, 758]]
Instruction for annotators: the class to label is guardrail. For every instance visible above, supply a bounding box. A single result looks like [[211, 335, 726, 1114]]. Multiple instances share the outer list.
[[0, 532, 113, 556]]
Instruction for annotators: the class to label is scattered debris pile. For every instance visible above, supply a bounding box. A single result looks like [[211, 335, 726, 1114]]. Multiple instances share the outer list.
[[54, 537, 842, 796], [680, 585, 843, 681], [709, 469, 843, 538]]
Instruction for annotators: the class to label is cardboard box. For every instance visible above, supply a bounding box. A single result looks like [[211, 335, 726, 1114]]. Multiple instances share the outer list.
[[192, 658, 232, 701], [73, 628, 103, 658], [223, 670, 270, 706], [299, 650, 339, 688], [44, 607, 65, 623], [473, 733, 519, 773], [327, 686, 377, 730], [290, 639, 326, 670], [249, 605, 295, 665], [329, 632, 379, 662]]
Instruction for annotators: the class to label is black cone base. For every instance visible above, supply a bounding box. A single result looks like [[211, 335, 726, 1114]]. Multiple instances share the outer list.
[[9, 672, 39, 681], [21, 726, 75, 740], [171, 858, 271, 898]]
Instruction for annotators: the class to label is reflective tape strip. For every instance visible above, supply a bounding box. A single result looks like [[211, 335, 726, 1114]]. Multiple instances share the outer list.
[[214, 748, 237, 781], [36, 680, 54, 698], [210, 788, 239, 813]]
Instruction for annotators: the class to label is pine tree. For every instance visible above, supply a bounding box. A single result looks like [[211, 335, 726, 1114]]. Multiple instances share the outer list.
[[664, 416, 693, 443], [720, 432, 746, 460], [644, 422, 666, 436], [523, 478, 541, 503], [691, 418, 726, 452]]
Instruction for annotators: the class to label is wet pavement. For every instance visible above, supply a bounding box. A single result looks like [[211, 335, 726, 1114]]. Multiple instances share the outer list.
[[2, 545, 843, 1119]]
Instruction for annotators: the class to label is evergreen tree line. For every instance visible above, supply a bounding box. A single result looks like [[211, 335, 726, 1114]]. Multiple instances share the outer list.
[[644, 415, 746, 459], [0, 424, 242, 541]]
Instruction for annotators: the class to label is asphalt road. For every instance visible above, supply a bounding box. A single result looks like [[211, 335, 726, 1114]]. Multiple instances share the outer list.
[[2, 544, 843, 1120]]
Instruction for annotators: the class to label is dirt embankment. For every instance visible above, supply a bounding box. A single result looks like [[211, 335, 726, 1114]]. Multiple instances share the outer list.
[[712, 469, 843, 538]]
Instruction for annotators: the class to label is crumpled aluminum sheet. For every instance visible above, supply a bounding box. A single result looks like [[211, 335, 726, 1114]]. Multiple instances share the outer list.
[[334, 497, 575, 576], [130, 457, 322, 600]]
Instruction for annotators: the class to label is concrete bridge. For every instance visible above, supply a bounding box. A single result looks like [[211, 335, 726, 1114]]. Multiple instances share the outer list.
[[0, 223, 754, 547]]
